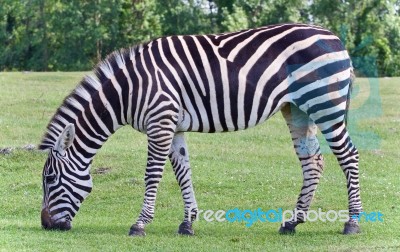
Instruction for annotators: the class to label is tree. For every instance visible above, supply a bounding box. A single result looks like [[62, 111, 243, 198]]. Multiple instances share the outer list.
[[311, 0, 400, 76], [157, 0, 212, 35], [1, 0, 400, 76], [217, 0, 308, 32], [0, 0, 49, 71]]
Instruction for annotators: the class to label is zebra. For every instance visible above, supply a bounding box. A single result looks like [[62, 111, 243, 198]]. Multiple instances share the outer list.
[[40, 23, 362, 236]]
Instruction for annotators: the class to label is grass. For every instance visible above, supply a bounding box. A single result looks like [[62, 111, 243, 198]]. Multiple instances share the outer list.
[[0, 72, 399, 251]]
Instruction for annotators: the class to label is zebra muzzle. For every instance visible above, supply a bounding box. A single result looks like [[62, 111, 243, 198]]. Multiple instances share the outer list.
[[41, 209, 71, 231]]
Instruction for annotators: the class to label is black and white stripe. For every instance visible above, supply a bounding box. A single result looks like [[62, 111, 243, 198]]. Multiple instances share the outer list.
[[40, 23, 362, 235]]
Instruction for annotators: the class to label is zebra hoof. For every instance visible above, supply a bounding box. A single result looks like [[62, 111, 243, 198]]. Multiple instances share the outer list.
[[129, 224, 146, 236], [279, 222, 296, 235], [343, 221, 361, 235], [178, 221, 194, 235]]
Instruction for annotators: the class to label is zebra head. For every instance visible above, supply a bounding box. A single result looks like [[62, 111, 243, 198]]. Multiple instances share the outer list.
[[41, 124, 93, 231]]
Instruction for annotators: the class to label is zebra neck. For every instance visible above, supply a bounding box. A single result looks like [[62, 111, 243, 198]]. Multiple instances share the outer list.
[[40, 49, 142, 154], [65, 85, 127, 164]]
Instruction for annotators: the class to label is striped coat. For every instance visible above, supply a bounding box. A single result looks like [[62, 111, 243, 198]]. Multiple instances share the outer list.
[[40, 23, 362, 236]]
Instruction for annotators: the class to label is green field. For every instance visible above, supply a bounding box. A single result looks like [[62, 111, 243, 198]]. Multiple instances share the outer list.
[[0, 72, 399, 251]]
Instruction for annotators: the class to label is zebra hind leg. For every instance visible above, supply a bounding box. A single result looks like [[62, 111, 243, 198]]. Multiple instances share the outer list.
[[279, 104, 324, 234], [169, 132, 198, 235], [316, 118, 362, 235]]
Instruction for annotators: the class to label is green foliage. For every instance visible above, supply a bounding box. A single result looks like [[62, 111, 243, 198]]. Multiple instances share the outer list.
[[0, 0, 47, 71], [311, 0, 400, 77], [219, 0, 307, 31], [220, 4, 249, 32], [0, 0, 163, 71], [1, 0, 400, 76], [158, 0, 213, 35]]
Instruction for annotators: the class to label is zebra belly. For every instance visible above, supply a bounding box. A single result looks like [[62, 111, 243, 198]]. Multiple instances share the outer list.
[[176, 94, 287, 133]]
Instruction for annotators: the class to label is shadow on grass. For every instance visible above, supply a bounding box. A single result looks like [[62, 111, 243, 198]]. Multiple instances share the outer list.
[[170, 224, 351, 238], [1, 220, 363, 239]]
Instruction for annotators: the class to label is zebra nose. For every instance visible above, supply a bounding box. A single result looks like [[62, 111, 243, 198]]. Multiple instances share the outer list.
[[41, 208, 53, 230], [41, 209, 72, 231]]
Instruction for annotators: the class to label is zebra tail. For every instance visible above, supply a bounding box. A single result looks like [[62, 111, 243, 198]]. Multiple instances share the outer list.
[[345, 67, 355, 126]]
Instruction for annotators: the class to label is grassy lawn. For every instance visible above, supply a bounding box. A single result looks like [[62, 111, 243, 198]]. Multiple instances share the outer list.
[[0, 72, 399, 251]]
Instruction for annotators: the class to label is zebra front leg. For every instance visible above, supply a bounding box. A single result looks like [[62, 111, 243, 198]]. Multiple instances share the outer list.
[[169, 132, 198, 235], [129, 129, 175, 236], [279, 104, 324, 234]]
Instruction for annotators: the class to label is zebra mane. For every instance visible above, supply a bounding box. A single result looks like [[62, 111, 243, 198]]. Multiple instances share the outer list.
[[38, 45, 141, 150]]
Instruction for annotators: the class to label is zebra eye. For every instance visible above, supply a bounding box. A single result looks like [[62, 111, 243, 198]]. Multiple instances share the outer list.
[[45, 174, 57, 184]]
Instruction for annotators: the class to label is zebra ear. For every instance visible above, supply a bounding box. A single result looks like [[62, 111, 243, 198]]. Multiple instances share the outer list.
[[54, 124, 75, 154]]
